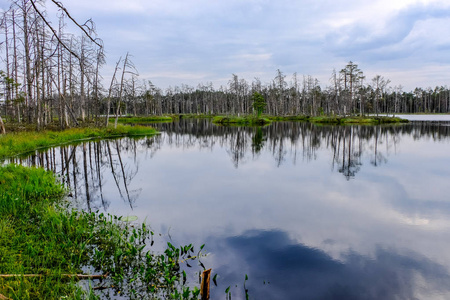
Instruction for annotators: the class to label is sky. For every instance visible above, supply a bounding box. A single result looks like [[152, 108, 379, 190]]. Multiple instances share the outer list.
[[1, 0, 450, 91]]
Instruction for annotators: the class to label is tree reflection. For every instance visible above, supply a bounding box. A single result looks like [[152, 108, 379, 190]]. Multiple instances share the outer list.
[[228, 128, 248, 168], [11, 120, 450, 205], [10, 138, 142, 212], [251, 127, 266, 155], [331, 127, 362, 180], [151, 120, 450, 179]]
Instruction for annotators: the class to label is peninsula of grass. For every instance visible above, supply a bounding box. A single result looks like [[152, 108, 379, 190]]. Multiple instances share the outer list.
[[110, 116, 173, 124], [0, 125, 157, 160], [309, 115, 409, 125], [0, 164, 203, 299], [210, 114, 408, 125], [212, 115, 272, 126]]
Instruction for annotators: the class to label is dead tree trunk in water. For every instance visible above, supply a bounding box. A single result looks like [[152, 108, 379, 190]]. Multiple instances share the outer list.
[[0, 116, 6, 134]]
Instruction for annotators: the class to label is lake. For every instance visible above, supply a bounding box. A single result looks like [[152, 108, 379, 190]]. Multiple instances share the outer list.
[[14, 117, 450, 299]]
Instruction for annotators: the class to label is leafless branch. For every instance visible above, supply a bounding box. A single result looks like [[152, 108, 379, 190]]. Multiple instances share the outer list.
[[50, 0, 102, 48]]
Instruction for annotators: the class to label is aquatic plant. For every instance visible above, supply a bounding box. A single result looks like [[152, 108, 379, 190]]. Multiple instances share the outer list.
[[0, 164, 205, 299]]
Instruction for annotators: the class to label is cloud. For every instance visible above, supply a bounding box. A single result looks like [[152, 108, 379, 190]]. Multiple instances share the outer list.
[[208, 229, 450, 299], [325, 3, 450, 61], [3, 0, 449, 91]]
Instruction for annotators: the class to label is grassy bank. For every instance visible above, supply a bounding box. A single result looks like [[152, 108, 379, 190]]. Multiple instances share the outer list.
[[212, 115, 272, 126], [0, 125, 157, 160], [309, 116, 409, 124], [0, 164, 203, 299], [102, 114, 409, 126], [186, 114, 408, 125]]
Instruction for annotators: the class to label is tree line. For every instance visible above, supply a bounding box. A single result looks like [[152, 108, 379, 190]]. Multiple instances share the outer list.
[[123, 65, 450, 117], [1, 1, 449, 132]]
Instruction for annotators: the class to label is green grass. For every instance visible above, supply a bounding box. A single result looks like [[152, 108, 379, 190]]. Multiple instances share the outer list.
[[0, 125, 157, 160], [210, 114, 408, 125], [212, 115, 272, 126], [309, 116, 409, 125]]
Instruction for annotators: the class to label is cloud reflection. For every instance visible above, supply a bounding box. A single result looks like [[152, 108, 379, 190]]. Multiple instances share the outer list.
[[207, 229, 450, 299]]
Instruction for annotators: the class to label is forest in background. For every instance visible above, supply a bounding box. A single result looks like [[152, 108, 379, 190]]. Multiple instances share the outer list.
[[1, 0, 450, 131]]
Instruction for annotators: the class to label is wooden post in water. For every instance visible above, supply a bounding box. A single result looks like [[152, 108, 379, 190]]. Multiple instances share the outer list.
[[0, 115, 5, 134], [200, 269, 212, 300]]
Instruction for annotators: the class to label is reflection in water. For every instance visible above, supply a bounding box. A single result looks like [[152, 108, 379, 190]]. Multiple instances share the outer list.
[[208, 230, 450, 300], [251, 127, 266, 155], [11, 121, 413, 180], [11, 119, 450, 299], [154, 120, 450, 179], [10, 138, 152, 212]]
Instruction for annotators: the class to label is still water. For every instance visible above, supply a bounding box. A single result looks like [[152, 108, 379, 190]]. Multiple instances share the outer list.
[[15, 119, 450, 299]]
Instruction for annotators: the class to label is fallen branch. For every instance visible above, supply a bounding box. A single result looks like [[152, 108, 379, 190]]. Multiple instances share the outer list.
[[200, 269, 212, 300]]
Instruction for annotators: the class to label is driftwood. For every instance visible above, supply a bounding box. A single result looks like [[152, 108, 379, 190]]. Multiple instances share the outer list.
[[200, 269, 212, 300], [0, 115, 5, 134], [0, 273, 107, 279]]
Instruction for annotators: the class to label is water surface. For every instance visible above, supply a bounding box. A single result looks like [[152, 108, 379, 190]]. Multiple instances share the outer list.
[[15, 119, 450, 299]]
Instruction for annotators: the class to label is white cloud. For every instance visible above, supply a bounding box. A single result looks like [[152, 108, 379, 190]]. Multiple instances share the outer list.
[[3, 0, 450, 91]]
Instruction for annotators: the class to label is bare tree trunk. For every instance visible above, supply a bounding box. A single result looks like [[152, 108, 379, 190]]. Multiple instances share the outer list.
[[12, 11, 21, 122], [114, 53, 133, 129], [58, 42, 65, 129], [105, 58, 121, 127], [80, 37, 86, 121], [23, 0, 33, 122], [4, 12, 11, 110]]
